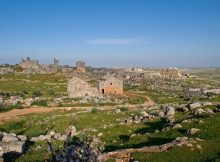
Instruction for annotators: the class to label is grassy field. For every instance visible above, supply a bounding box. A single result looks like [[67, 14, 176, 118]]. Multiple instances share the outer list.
[[1, 70, 220, 161], [0, 107, 220, 161], [0, 74, 67, 98]]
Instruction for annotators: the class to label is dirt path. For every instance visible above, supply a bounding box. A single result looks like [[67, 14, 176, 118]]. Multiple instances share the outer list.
[[0, 107, 54, 123], [145, 96, 155, 106], [125, 92, 156, 106], [0, 95, 156, 123]]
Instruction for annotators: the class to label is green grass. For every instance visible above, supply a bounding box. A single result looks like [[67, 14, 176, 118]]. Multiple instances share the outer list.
[[0, 73, 67, 98], [0, 107, 219, 162]]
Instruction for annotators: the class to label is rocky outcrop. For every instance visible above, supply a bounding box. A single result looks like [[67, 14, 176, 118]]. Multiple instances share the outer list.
[[189, 102, 202, 109], [30, 125, 77, 142], [0, 132, 27, 159], [187, 128, 200, 135], [67, 77, 100, 98], [99, 137, 201, 162]]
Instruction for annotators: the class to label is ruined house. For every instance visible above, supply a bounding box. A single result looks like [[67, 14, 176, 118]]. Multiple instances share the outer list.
[[67, 77, 99, 98], [54, 58, 59, 67], [98, 76, 123, 95], [160, 68, 182, 78], [76, 61, 86, 73], [19, 57, 39, 69]]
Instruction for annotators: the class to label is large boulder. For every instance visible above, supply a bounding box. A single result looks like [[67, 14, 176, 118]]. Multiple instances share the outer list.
[[202, 102, 212, 106], [189, 102, 202, 109], [165, 106, 175, 117], [187, 128, 200, 135], [0, 96, 3, 104], [53, 133, 62, 140], [17, 135, 27, 141], [30, 137, 39, 142], [205, 108, 215, 115], [114, 109, 121, 114], [140, 111, 149, 117], [193, 108, 205, 116], [1, 141, 25, 154], [23, 98, 33, 107], [173, 124, 182, 129], [158, 111, 165, 118], [0, 146, 3, 157], [66, 126, 77, 137], [2, 135, 19, 143], [58, 135, 67, 141]]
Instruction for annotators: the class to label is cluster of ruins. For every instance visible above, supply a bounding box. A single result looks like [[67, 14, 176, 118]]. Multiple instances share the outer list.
[[67, 75, 124, 98]]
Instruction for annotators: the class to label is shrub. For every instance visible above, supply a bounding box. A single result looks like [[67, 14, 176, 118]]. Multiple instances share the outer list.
[[47, 89, 55, 96], [119, 107, 128, 112], [91, 107, 98, 113], [32, 90, 42, 97], [31, 100, 48, 106]]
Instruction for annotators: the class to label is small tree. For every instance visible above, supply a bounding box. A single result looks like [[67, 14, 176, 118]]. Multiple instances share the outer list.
[[32, 90, 42, 97], [46, 134, 103, 162]]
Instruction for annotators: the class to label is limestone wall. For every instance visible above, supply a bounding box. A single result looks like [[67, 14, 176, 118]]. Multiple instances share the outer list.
[[67, 77, 99, 98]]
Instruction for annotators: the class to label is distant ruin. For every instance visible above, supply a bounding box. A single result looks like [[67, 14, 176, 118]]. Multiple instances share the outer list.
[[18, 57, 60, 74], [67, 75, 123, 98], [160, 68, 182, 78], [19, 57, 39, 69], [76, 61, 86, 73]]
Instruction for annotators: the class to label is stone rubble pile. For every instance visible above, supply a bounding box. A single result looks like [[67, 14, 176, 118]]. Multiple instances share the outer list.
[[0, 132, 27, 160], [31, 126, 77, 142], [120, 111, 155, 125], [3, 96, 41, 108], [46, 136, 104, 162]]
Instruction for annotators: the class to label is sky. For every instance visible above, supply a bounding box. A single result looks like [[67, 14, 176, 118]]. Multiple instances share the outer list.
[[0, 0, 219, 67]]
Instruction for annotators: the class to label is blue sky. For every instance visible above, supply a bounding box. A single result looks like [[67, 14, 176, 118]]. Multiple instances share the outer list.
[[0, 0, 219, 67]]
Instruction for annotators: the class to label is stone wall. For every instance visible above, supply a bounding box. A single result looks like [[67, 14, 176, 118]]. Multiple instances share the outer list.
[[76, 61, 85, 73], [98, 76, 123, 95], [19, 57, 39, 69], [67, 77, 99, 98], [160, 68, 182, 78]]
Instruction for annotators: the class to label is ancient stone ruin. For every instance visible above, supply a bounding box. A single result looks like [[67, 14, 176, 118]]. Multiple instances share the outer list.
[[67, 75, 124, 98], [19, 57, 39, 69], [160, 68, 182, 78], [76, 61, 86, 73], [67, 77, 99, 98], [98, 76, 123, 95]]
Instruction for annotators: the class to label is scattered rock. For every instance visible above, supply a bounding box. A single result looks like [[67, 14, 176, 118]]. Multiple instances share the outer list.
[[0, 132, 27, 159], [114, 109, 121, 114], [165, 106, 175, 117], [193, 108, 205, 116], [196, 144, 202, 150], [53, 133, 62, 140], [205, 108, 215, 115], [202, 102, 212, 106], [98, 133, 103, 137], [173, 124, 182, 129], [189, 102, 202, 109], [158, 111, 165, 118], [182, 106, 189, 112], [17, 135, 27, 141], [187, 128, 200, 135], [2, 134, 19, 143], [66, 125, 77, 137]]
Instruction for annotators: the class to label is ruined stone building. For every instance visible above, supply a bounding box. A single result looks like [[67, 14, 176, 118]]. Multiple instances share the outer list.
[[160, 68, 182, 78], [19, 57, 39, 69], [98, 76, 123, 95], [76, 61, 86, 73], [67, 77, 99, 98], [54, 58, 59, 67]]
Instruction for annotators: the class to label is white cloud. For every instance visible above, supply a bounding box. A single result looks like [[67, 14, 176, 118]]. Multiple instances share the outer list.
[[86, 38, 143, 45]]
